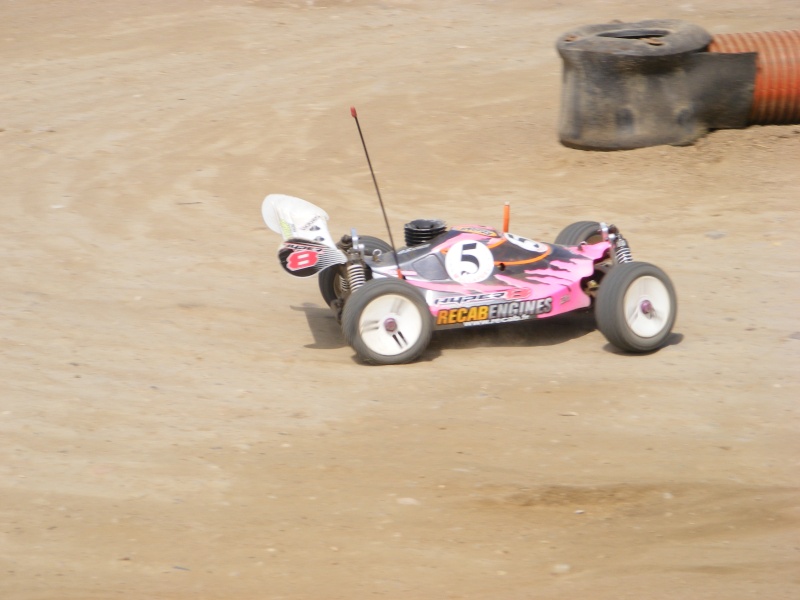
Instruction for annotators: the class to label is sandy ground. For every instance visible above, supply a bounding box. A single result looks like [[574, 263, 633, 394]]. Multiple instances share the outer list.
[[1, 1, 799, 598]]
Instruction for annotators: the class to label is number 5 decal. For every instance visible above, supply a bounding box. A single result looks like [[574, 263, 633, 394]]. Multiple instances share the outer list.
[[445, 239, 495, 284], [457, 242, 481, 276]]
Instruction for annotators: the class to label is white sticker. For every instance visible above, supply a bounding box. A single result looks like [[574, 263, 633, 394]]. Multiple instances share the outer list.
[[445, 240, 495, 284], [505, 232, 547, 253]]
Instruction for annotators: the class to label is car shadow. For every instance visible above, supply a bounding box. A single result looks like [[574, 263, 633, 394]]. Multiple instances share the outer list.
[[290, 303, 346, 350], [290, 304, 682, 363], [428, 309, 598, 353], [600, 331, 685, 355], [291, 303, 445, 364]]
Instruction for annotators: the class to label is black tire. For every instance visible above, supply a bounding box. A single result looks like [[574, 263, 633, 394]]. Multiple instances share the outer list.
[[358, 234, 394, 256], [595, 261, 677, 352], [341, 278, 433, 365], [554, 221, 603, 246], [318, 235, 393, 308]]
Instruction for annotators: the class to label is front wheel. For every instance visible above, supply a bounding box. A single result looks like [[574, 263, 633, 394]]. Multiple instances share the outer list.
[[595, 262, 677, 352], [341, 278, 432, 365]]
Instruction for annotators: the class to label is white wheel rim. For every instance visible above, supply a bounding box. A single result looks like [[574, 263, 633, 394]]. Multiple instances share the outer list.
[[622, 275, 672, 338], [358, 294, 423, 356]]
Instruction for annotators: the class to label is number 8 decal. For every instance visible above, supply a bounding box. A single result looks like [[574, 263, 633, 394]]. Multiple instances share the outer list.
[[445, 239, 495, 284], [286, 249, 319, 271]]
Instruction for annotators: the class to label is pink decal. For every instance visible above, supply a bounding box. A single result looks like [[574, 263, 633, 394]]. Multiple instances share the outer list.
[[286, 249, 319, 271]]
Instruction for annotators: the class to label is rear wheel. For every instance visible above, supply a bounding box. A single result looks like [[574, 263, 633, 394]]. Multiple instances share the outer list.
[[318, 235, 393, 309], [554, 221, 603, 246], [341, 278, 432, 365], [595, 262, 677, 352]]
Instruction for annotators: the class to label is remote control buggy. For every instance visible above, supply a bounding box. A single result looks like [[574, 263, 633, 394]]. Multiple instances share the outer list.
[[262, 193, 677, 365]]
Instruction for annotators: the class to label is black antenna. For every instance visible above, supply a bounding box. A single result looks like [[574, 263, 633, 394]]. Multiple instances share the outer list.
[[350, 106, 404, 279]]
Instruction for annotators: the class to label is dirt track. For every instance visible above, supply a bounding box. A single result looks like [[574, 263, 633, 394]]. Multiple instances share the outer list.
[[2, 1, 799, 598]]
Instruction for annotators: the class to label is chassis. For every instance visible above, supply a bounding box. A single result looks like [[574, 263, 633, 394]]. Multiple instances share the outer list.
[[263, 194, 677, 365]]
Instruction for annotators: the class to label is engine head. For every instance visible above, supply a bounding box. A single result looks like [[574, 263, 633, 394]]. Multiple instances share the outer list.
[[404, 219, 447, 247]]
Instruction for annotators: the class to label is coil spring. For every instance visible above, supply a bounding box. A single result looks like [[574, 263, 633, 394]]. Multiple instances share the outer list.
[[347, 262, 366, 290], [615, 237, 633, 264], [339, 272, 350, 294]]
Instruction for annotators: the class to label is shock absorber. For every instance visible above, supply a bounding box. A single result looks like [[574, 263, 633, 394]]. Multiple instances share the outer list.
[[346, 262, 366, 290], [339, 267, 351, 294], [614, 235, 634, 264]]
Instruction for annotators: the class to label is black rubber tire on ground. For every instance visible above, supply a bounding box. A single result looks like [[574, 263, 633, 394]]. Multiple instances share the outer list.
[[318, 235, 393, 308], [553, 221, 603, 246], [595, 261, 677, 352], [341, 278, 433, 365]]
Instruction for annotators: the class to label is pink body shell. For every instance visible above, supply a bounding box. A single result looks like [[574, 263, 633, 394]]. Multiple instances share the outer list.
[[372, 226, 611, 329]]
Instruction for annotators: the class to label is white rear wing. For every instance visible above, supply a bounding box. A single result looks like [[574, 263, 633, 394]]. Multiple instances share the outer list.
[[262, 194, 337, 248]]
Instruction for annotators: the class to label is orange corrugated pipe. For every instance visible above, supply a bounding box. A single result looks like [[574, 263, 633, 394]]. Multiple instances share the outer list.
[[709, 29, 800, 124]]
